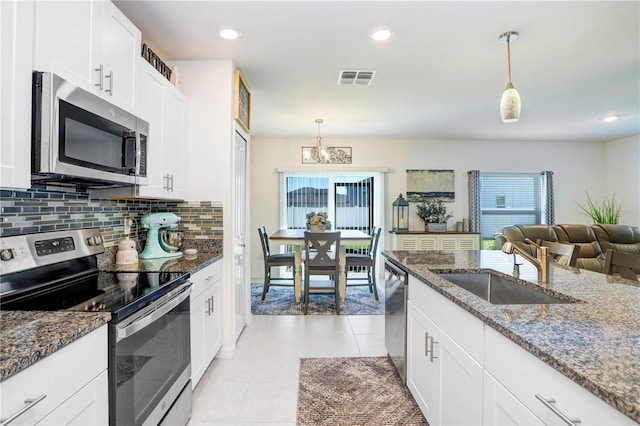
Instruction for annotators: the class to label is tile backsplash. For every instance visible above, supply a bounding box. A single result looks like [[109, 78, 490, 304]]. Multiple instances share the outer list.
[[0, 185, 223, 248]]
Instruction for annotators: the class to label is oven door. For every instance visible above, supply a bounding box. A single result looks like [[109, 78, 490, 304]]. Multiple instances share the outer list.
[[109, 284, 192, 426]]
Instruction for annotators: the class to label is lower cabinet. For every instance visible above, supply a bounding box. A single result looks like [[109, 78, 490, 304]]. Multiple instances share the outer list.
[[0, 326, 108, 425], [190, 261, 222, 388], [407, 300, 483, 425], [407, 276, 636, 425]]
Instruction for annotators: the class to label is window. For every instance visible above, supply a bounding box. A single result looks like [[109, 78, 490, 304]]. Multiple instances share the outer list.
[[480, 173, 544, 240]]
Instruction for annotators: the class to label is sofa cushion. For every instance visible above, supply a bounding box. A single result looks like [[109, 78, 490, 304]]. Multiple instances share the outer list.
[[592, 224, 640, 255], [502, 225, 558, 256], [553, 224, 604, 272]]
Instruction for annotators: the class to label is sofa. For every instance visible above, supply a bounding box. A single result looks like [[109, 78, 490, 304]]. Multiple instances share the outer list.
[[496, 223, 640, 273]]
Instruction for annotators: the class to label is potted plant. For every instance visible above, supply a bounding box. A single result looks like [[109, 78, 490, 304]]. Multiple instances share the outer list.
[[306, 211, 331, 231], [577, 193, 622, 224], [416, 199, 453, 231]]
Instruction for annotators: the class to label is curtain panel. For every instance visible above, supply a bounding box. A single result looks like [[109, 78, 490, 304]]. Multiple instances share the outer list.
[[467, 170, 481, 233]]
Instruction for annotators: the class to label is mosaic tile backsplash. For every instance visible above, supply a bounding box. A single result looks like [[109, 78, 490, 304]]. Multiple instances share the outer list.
[[0, 185, 223, 248]]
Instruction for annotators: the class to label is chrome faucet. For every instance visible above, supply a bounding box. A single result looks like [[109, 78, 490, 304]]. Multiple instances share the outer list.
[[502, 239, 549, 283]]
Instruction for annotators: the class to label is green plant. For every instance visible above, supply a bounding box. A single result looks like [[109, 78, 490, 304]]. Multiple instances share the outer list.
[[577, 193, 622, 224], [415, 199, 453, 224], [306, 211, 331, 226]]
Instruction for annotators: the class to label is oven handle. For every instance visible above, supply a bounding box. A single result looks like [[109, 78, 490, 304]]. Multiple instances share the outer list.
[[116, 284, 191, 342]]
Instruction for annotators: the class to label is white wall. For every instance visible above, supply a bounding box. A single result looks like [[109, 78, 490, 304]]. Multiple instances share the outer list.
[[249, 136, 639, 279], [605, 135, 640, 225]]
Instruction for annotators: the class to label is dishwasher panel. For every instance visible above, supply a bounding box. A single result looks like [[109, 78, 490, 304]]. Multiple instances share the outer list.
[[384, 259, 408, 382]]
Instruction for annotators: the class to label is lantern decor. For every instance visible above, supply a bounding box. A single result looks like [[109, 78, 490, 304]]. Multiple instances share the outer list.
[[392, 193, 409, 232]]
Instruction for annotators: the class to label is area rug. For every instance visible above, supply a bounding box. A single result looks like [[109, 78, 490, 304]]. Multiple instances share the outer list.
[[297, 357, 428, 426], [251, 283, 384, 315]]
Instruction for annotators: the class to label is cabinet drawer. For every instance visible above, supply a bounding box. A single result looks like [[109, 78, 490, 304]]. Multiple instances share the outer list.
[[408, 275, 484, 363], [0, 326, 107, 425], [485, 326, 634, 425], [190, 260, 222, 298]]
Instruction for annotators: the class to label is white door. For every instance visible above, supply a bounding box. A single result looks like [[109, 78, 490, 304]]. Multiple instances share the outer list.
[[233, 129, 248, 340]]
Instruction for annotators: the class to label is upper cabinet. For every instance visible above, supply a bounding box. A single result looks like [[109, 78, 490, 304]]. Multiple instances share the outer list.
[[33, 0, 141, 114], [0, 0, 34, 189]]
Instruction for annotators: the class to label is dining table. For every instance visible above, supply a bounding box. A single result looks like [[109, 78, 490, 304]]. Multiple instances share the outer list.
[[269, 229, 372, 303]]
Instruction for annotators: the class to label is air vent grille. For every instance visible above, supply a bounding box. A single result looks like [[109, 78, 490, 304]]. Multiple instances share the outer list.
[[337, 70, 376, 86]]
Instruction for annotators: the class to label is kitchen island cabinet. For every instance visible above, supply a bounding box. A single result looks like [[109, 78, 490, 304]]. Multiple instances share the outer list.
[[383, 249, 639, 424], [0, 324, 109, 425]]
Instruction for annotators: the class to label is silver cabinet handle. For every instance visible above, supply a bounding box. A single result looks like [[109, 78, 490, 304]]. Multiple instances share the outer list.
[[424, 332, 438, 362], [427, 335, 438, 363], [105, 71, 113, 95], [95, 65, 104, 90], [163, 174, 171, 191], [169, 174, 174, 191], [210, 295, 215, 314], [0, 394, 47, 425], [535, 394, 581, 425]]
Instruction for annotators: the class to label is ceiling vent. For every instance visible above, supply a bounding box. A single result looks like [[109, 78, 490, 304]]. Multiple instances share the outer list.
[[337, 70, 376, 86]]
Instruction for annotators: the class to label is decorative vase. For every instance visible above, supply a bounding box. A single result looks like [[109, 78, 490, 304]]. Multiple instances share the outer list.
[[426, 223, 447, 232], [309, 224, 325, 232]]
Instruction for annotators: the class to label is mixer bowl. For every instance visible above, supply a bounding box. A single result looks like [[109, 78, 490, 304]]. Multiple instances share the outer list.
[[160, 230, 184, 252]]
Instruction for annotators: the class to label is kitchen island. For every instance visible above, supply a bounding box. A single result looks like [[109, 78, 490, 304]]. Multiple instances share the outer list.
[[383, 249, 639, 424]]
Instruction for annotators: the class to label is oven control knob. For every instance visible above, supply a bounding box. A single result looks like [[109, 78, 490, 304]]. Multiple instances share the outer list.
[[95, 235, 103, 244], [86, 237, 96, 246], [0, 249, 14, 261]]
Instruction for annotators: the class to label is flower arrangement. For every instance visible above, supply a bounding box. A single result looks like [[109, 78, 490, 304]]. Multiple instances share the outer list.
[[415, 199, 453, 224], [306, 211, 331, 228]]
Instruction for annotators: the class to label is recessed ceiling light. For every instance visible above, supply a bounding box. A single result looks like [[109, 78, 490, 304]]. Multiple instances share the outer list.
[[602, 115, 619, 123], [370, 27, 392, 41], [219, 28, 240, 40]]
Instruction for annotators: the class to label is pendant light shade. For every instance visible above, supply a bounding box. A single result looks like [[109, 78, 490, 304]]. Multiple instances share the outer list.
[[499, 31, 521, 123]]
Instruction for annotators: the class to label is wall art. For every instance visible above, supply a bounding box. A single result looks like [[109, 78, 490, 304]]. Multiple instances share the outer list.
[[406, 169, 455, 202]]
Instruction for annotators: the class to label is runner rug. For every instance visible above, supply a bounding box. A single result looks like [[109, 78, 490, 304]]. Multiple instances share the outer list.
[[251, 283, 384, 315], [297, 357, 428, 426]]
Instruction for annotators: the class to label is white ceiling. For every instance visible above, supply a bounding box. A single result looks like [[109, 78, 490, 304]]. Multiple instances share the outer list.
[[114, 1, 640, 142]]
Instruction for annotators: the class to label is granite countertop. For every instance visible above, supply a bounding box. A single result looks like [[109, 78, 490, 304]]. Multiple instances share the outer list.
[[0, 244, 222, 383], [0, 311, 111, 381], [382, 249, 640, 423]]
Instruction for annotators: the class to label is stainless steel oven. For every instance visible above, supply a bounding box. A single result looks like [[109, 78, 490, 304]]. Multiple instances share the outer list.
[[0, 229, 192, 426], [31, 71, 148, 187]]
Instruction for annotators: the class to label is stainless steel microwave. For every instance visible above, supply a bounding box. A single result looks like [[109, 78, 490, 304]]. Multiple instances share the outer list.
[[31, 72, 148, 187]]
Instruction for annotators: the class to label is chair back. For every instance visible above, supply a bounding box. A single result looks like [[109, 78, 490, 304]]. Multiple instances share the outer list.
[[604, 249, 640, 281], [537, 239, 580, 267], [304, 231, 341, 272], [258, 226, 271, 259], [369, 227, 381, 259]]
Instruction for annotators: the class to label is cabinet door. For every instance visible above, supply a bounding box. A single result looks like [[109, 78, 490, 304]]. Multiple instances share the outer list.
[[1, 0, 33, 189], [483, 371, 543, 426], [438, 236, 458, 250], [457, 235, 479, 250], [36, 371, 108, 426], [399, 236, 419, 250], [98, 1, 140, 112], [418, 236, 437, 250], [190, 289, 207, 388], [33, 0, 97, 90], [138, 61, 166, 198], [407, 301, 439, 421], [162, 87, 186, 198], [205, 282, 222, 361]]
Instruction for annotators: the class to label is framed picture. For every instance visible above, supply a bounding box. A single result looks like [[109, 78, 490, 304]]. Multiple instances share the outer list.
[[406, 169, 455, 202], [234, 69, 251, 133]]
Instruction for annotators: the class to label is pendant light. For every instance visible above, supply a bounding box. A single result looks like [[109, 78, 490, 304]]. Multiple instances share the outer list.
[[499, 31, 521, 123], [315, 119, 330, 162]]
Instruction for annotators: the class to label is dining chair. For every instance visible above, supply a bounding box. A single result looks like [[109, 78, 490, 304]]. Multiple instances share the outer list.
[[345, 226, 381, 300], [603, 249, 640, 281], [303, 231, 341, 314], [258, 226, 296, 300], [536, 239, 580, 267]]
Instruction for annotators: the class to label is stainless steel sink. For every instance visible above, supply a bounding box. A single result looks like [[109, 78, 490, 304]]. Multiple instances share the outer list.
[[438, 272, 575, 305]]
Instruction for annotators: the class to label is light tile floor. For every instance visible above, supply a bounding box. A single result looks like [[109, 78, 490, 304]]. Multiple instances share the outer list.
[[188, 314, 387, 425]]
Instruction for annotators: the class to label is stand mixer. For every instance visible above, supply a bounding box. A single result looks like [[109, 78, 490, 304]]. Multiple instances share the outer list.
[[139, 212, 183, 259]]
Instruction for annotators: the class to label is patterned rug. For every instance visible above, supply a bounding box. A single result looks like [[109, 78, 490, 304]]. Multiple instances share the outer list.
[[297, 357, 428, 426], [251, 283, 384, 315]]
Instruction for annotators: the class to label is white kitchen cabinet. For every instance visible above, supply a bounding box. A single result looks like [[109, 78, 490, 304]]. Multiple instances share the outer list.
[[190, 261, 223, 388], [0, 326, 108, 425], [407, 300, 483, 425], [391, 232, 480, 251], [135, 59, 185, 199], [33, 0, 140, 113], [483, 371, 544, 425], [485, 326, 635, 426], [0, 0, 33, 189]]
